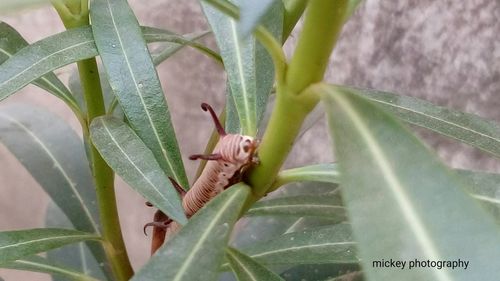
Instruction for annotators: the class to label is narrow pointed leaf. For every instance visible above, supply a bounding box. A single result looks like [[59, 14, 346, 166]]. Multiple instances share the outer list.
[[90, 0, 188, 187], [45, 203, 109, 281], [233, 224, 357, 266], [1, 255, 101, 281], [321, 85, 500, 281], [90, 116, 186, 224], [0, 25, 212, 112], [231, 182, 338, 249], [0, 105, 101, 235], [247, 194, 346, 220], [272, 163, 340, 189], [335, 85, 500, 158], [0, 228, 100, 265], [226, 247, 284, 281], [238, 0, 277, 37], [0, 22, 79, 112], [201, 0, 283, 135], [132, 183, 250, 281], [150, 30, 221, 65]]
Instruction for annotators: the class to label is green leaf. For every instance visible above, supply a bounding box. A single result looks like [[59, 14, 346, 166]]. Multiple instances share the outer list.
[[150, 30, 221, 65], [0, 26, 96, 102], [226, 247, 284, 281], [0, 21, 80, 113], [90, 0, 188, 188], [201, 0, 283, 135], [89, 116, 186, 224], [272, 163, 340, 190], [247, 194, 346, 220], [321, 85, 500, 280], [231, 182, 338, 249], [233, 224, 357, 266], [458, 170, 500, 223], [132, 183, 251, 281], [280, 263, 361, 281], [0, 105, 101, 235], [237, 0, 277, 37], [0, 0, 49, 12], [0, 25, 212, 117], [326, 271, 364, 281], [335, 85, 500, 158], [0, 104, 109, 279], [1, 255, 101, 281], [0, 228, 100, 265], [45, 203, 109, 281]]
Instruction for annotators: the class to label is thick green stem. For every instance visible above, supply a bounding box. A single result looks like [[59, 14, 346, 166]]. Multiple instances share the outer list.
[[286, 0, 348, 94], [78, 59, 134, 281], [52, 1, 133, 280], [244, 0, 348, 209]]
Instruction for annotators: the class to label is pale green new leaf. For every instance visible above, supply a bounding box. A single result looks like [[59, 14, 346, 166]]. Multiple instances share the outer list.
[[322, 85, 500, 280], [234, 224, 357, 266], [226, 247, 284, 281], [201, 0, 283, 135], [335, 85, 500, 158], [90, 116, 186, 224], [272, 163, 340, 189], [1, 255, 101, 281], [90, 0, 188, 187], [0, 22, 79, 113], [132, 183, 250, 281], [0, 228, 100, 265]]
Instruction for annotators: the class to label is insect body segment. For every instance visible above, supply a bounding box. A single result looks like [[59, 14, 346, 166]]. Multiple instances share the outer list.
[[146, 103, 259, 254]]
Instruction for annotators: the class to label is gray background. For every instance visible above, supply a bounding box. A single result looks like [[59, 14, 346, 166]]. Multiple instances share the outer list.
[[1, 0, 499, 280]]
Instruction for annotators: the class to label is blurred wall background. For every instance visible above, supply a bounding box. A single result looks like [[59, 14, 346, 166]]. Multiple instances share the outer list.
[[0, 0, 499, 280]]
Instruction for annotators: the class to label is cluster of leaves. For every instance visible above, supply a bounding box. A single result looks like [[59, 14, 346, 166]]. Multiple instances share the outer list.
[[1, 0, 500, 281]]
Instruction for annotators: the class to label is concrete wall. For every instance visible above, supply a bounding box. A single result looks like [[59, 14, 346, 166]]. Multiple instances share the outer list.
[[1, 0, 499, 280]]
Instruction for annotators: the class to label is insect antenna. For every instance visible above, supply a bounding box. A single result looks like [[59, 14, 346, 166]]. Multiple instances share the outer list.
[[201, 103, 226, 136]]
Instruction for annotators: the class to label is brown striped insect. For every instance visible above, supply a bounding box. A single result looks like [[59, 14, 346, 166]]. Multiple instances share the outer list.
[[145, 103, 259, 254]]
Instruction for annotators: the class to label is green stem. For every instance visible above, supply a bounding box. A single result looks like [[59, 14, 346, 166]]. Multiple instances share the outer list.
[[52, 1, 133, 280], [286, 0, 348, 95], [78, 58, 133, 281], [244, 0, 349, 209]]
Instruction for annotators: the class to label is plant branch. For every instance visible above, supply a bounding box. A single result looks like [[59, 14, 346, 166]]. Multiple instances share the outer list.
[[52, 1, 134, 280], [244, 0, 349, 209], [286, 0, 349, 95]]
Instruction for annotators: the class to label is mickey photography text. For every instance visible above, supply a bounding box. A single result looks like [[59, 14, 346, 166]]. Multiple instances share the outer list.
[[372, 258, 469, 270]]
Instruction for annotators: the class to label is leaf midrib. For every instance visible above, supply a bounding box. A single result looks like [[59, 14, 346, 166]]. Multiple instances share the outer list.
[[103, 0, 181, 184], [333, 92, 452, 281]]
